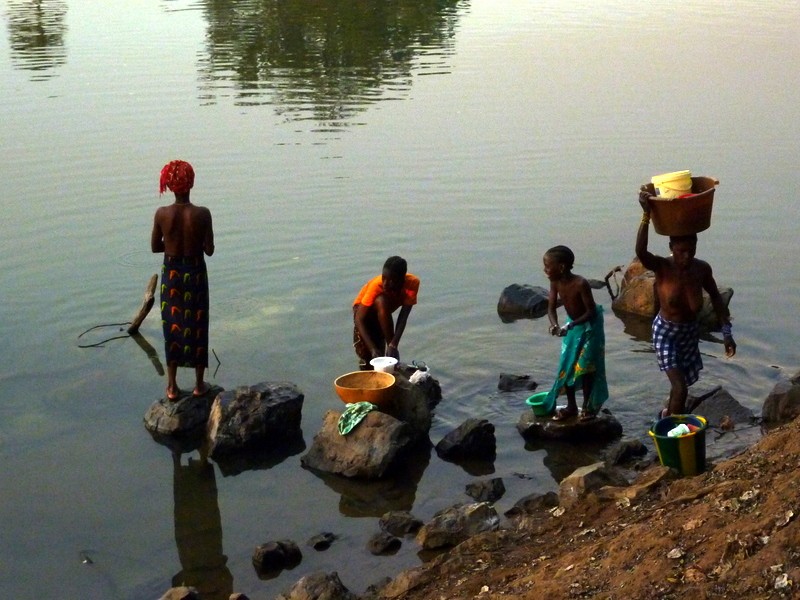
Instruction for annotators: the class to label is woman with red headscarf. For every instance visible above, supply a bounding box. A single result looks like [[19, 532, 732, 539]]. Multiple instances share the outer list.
[[151, 160, 215, 400]]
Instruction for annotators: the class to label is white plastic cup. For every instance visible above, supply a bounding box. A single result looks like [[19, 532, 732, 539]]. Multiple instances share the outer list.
[[667, 423, 691, 437], [369, 356, 398, 373]]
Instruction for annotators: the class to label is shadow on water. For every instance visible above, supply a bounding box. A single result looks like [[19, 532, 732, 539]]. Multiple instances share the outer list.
[[5, 0, 68, 80], [187, 0, 468, 126]]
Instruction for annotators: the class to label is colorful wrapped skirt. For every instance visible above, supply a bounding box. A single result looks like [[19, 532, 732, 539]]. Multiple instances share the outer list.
[[160, 255, 209, 368]]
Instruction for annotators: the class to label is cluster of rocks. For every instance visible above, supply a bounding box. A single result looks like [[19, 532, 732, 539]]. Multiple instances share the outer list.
[[145, 266, 800, 600]]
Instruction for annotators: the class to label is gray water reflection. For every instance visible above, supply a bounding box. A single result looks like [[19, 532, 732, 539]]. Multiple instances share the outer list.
[[5, 0, 68, 80], [171, 453, 233, 600], [190, 0, 467, 126]]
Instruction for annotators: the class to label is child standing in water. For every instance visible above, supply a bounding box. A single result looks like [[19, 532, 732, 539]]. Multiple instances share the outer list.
[[543, 245, 608, 421]]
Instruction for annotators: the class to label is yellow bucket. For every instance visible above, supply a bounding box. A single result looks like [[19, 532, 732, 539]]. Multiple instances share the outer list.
[[651, 170, 692, 199]]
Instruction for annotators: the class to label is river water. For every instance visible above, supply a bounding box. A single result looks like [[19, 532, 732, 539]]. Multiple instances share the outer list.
[[1, 1, 798, 598]]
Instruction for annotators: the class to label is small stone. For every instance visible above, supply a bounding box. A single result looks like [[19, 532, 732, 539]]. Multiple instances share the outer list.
[[774, 573, 791, 590]]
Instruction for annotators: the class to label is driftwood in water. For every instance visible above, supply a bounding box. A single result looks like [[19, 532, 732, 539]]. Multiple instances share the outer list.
[[127, 274, 158, 335]]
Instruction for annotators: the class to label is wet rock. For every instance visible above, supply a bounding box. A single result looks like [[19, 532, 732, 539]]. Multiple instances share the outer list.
[[307, 532, 337, 551], [517, 408, 623, 443], [416, 502, 500, 550], [604, 437, 648, 468], [762, 370, 800, 424], [301, 410, 413, 479], [558, 462, 630, 508], [436, 418, 496, 462], [377, 567, 433, 599], [612, 258, 733, 330], [497, 283, 549, 322], [158, 587, 201, 600], [465, 477, 505, 503], [689, 386, 755, 426], [229, 594, 251, 600], [595, 465, 673, 502], [276, 571, 357, 600], [504, 491, 560, 518], [252, 540, 302, 577], [206, 382, 303, 459], [144, 384, 224, 437], [498, 373, 539, 392], [396, 363, 442, 409], [379, 373, 433, 440], [379, 511, 423, 536], [367, 531, 402, 555]]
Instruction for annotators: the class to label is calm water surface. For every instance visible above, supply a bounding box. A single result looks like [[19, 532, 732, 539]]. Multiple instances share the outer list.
[[1, 1, 799, 598]]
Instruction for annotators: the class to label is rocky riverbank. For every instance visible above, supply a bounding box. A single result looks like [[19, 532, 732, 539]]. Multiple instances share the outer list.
[[368, 415, 800, 600]]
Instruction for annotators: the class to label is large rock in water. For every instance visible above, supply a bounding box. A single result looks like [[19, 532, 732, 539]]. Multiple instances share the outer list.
[[497, 283, 549, 322], [206, 382, 303, 459], [143, 384, 224, 437], [517, 408, 623, 442], [301, 410, 413, 478], [611, 258, 733, 330], [762, 370, 800, 425]]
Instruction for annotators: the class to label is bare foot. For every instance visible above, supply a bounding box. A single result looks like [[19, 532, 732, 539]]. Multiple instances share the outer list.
[[552, 407, 578, 421], [192, 383, 210, 397], [167, 386, 180, 401]]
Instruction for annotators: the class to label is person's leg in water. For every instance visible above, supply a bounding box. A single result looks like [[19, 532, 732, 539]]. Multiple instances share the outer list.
[[580, 373, 596, 420], [553, 385, 578, 420], [665, 368, 688, 416]]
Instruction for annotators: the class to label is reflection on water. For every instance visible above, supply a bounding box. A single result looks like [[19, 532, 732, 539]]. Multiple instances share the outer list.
[[192, 0, 467, 126], [171, 453, 233, 600], [311, 444, 430, 518], [5, 0, 67, 80]]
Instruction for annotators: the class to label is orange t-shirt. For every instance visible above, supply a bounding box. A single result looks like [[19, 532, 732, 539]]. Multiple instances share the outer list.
[[353, 274, 420, 312]]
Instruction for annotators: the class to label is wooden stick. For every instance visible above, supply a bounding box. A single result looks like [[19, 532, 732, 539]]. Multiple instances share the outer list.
[[127, 274, 158, 335]]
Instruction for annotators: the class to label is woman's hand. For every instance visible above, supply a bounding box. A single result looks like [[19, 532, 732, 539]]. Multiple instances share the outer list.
[[639, 187, 652, 213]]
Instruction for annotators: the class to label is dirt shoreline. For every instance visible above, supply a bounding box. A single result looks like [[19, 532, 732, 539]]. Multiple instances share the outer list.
[[379, 417, 800, 599]]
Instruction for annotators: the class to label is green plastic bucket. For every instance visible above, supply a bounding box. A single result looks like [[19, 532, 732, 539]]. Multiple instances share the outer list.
[[648, 414, 707, 476], [525, 391, 554, 417]]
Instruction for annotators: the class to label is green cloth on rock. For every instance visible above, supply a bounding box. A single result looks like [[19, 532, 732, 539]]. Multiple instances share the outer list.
[[337, 401, 377, 435]]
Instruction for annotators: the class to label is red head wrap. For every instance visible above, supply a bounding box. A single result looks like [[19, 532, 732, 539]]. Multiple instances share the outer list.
[[159, 160, 195, 195]]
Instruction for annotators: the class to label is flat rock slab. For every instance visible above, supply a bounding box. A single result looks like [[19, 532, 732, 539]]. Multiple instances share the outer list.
[[517, 408, 623, 443]]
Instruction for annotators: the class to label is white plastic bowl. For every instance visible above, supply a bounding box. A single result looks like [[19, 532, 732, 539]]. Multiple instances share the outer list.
[[369, 356, 398, 373]]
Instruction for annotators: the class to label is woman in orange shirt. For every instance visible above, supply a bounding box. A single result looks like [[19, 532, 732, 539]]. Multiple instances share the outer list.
[[352, 256, 419, 369]]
